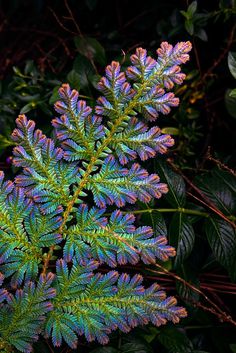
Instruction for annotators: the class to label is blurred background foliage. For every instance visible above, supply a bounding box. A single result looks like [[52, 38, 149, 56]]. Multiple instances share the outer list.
[[0, 0, 236, 352]]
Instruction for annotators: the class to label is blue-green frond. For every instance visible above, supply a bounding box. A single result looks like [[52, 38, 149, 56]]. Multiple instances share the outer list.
[[53, 84, 105, 162], [46, 262, 186, 349], [110, 117, 174, 164], [0, 273, 56, 353], [87, 155, 168, 208], [65, 205, 175, 266]]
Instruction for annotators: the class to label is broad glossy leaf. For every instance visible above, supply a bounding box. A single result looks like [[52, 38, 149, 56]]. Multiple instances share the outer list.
[[188, 1, 197, 15], [169, 213, 195, 268], [213, 169, 236, 196], [195, 171, 236, 214], [73, 54, 95, 90], [155, 159, 186, 207], [157, 326, 193, 353], [176, 264, 200, 302], [121, 342, 152, 353], [228, 51, 236, 79], [74, 36, 106, 66], [67, 69, 81, 90], [205, 217, 236, 281], [90, 348, 118, 353], [225, 89, 236, 119]]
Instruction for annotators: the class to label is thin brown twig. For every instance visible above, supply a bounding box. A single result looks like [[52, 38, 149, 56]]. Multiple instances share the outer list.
[[167, 160, 236, 228], [49, 6, 77, 36], [150, 264, 236, 327], [206, 147, 236, 177], [64, 0, 83, 37], [202, 23, 236, 82]]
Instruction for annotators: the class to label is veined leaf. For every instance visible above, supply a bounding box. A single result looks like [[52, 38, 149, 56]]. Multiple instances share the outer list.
[[195, 171, 236, 214], [73, 54, 95, 90], [157, 326, 193, 353], [228, 51, 236, 79], [74, 36, 106, 66], [169, 213, 195, 268], [155, 159, 186, 207], [205, 217, 236, 281]]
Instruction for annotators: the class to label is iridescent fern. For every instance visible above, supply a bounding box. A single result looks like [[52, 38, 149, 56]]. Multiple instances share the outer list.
[[0, 41, 192, 352]]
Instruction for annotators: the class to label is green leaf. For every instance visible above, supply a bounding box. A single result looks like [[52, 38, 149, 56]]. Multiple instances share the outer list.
[[169, 213, 195, 268], [49, 86, 60, 105], [157, 326, 193, 353], [176, 264, 200, 302], [195, 28, 208, 41], [13, 66, 25, 78], [161, 127, 179, 135], [85, 0, 98, 10], [185, 20, 194, 35], [24, 60, 35, 76], [20, 102, 36, 114], [73, 54, 96, 90], [225, 89, 236, 118], [90, 348, 118, 353], [0, 134, 16, 148], [121, 342, 152, 353], [195, 171, 236, 214], [205, 217, 236, 281], [67, 69, 81, 90], [212, 169, 236, 197], [188, 1, 197, 16], [230, 343, 236, 353], [229, 88, 236, 98], [142, 326, 159, 343], [228, 51, 236, 79], [74, 36, 106, 66], [155, 159, 186, 207]]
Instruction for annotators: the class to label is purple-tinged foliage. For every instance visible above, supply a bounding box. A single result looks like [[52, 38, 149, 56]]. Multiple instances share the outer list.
[[111, 116, 174, 164], [64, 205, 176, 266], [0, 42, 191, 352], [0, 273, 56, 353], [88, 155, 168, 208], [46, 263, 187, 348], [53, 84, 105, 162]]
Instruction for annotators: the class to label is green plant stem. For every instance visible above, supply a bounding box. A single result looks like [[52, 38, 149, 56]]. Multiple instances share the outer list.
[[112, 207, 210, 218]]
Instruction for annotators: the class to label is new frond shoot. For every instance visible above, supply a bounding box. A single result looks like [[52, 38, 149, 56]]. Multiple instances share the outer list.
[[0, 41, 192, 352]]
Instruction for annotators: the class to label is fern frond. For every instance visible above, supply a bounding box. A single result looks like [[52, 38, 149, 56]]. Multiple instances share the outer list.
[[0, 273, 55, 353], [64, 205, 175, 266], [110, 116, 174, 164], [0, 41, 192, 352], [53, 84, 105, 162], [46, 261, 186, 348], [87, 155, 168, 207], [12, 115, 74, 210]]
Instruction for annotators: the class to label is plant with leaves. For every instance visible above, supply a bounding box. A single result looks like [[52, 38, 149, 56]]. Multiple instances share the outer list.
[[0, 41, 192, 352]]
